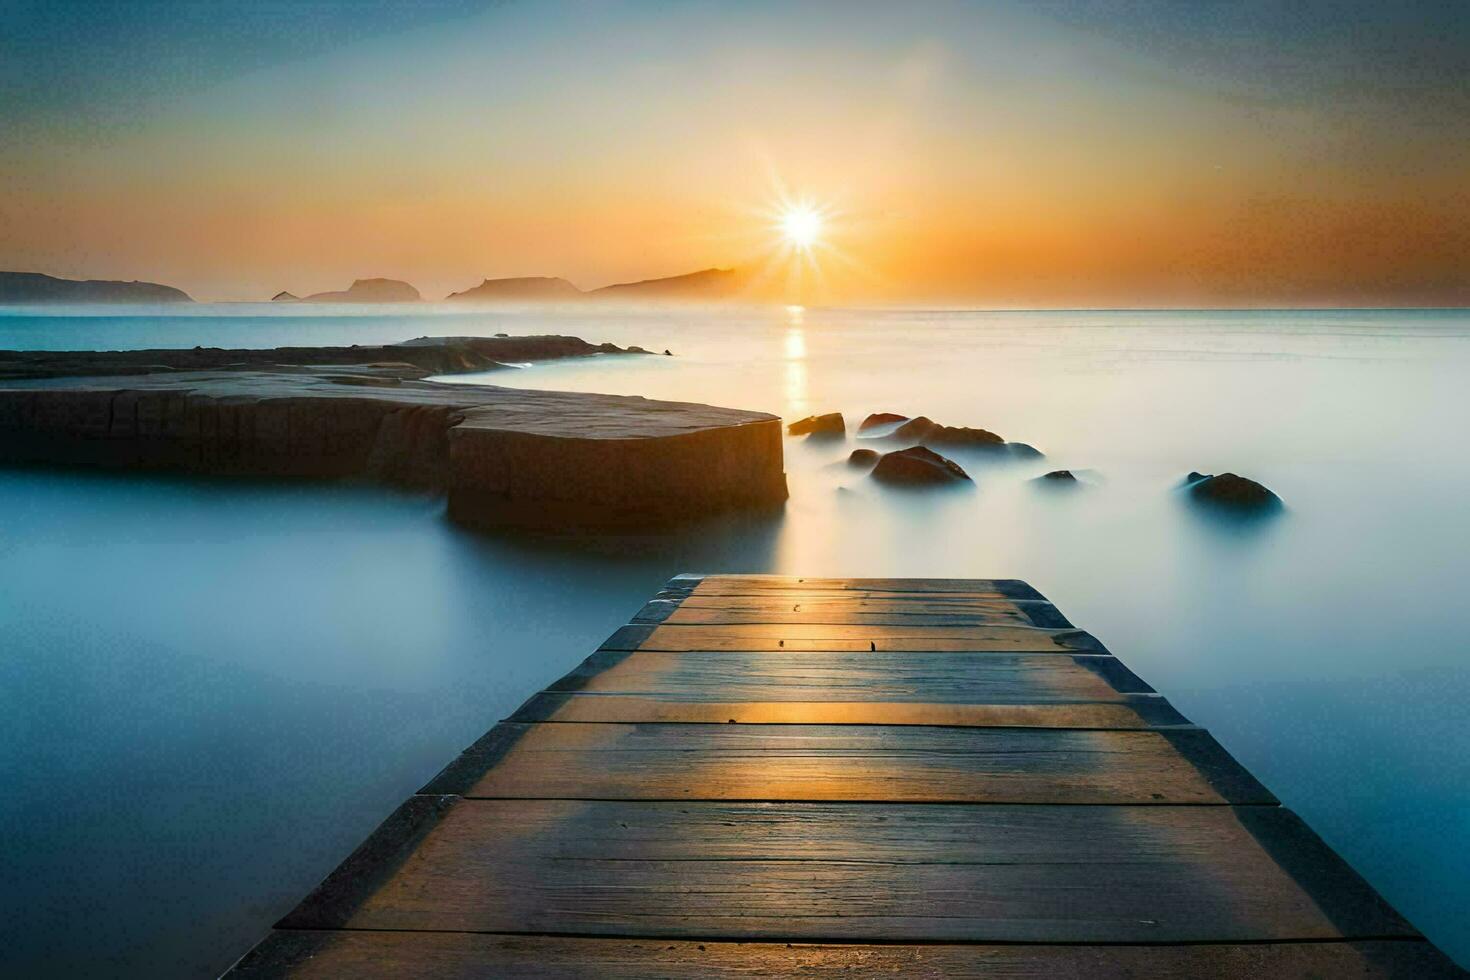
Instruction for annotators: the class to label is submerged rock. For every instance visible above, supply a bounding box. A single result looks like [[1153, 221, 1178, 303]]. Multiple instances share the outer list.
[[1035, 470, 1077, 482], [1184, 472, 1282, 511], [871, 446, 971, 486], [859, 412, 908, 432], [788, 412, 845, 437], [847, 448, 880, 468]]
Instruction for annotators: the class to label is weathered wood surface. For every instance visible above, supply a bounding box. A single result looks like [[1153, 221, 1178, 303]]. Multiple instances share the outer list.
[[230, 932, 1457, 979], [281, 800, 1409, 942], [600, 622, 1107, 653], [545, 649, 1148, 701], [635, 594, 1074, 628], [667, 574, 1044, 598], [228, 574, 1461, 977], [509, 692, 1188, 728], [426, 723, 1272, 804]]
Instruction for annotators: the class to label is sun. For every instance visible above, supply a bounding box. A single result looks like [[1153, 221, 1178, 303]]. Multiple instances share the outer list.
[[779, 206, 823, 249]]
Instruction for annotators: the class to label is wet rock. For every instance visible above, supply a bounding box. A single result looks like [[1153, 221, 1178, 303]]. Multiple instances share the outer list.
[[788, 412, 845, 437], [859, 412, 908, 432], [847, 448, 880, 468], [1184, 472, 1282, 511], [1035, 470, 1077, 482], [887, 415, 1006, 449], [663, 349, 672, 356], [871, 446, 971, 486]]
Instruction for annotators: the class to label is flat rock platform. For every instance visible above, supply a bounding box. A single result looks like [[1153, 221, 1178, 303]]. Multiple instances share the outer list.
[[0, 336, 787, 526]]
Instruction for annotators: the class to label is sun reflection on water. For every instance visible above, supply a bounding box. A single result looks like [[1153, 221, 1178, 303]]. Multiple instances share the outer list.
[[783, 306, 807, 415]]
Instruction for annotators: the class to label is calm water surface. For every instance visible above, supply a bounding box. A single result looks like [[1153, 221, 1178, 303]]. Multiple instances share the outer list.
[[2, 305, 1467, 974]]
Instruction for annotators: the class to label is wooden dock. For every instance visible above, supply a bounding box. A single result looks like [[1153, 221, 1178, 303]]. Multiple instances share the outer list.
[[228, 575, 1460, 977]]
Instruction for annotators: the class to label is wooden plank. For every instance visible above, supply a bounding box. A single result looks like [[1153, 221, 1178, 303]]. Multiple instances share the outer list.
[[545, 650, 1151, 703], [509, 692, 1190, 728], [663, 589, 1059, 603], [674, 574, 1047, 599], [601, 623, 1107, 653], [230, 932, 1464, 979], [639, 594, 1074, 628], [279, 799, 1418, 943], [425, 722, 1272, 805], [638, 606, 1055, 628]]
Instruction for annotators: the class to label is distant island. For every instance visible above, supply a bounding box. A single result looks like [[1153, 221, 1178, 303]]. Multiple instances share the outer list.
[[0, 266, 748, 305], [0, 271, 193, 304], [446, 276, 582, 302], [289, 278, 422, 303], [444, 268, 744, 304], [589, 267, 742, 300]]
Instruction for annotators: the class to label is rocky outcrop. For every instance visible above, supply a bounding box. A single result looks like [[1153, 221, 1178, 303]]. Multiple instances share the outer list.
[[0, 335, 646, 381], [271, 291, 300, 302], [1035, 470, 1077, 483], [0, 271, 192, 304], [892, 416, 1004, 448], [787, 412, 844, 438], [859, 412, 907, 432], [0, 354, 787, 528], [301, 278, 421, 303], [847, 448, 880, 467], [871, 446, 971, 486], [862, 413, 1044, 458], [446, 277, 582, 302], [1182, 472, 1282, 512]]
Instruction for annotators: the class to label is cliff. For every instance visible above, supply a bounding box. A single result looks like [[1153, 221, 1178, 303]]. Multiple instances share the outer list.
[[0, 271, 193, 304]]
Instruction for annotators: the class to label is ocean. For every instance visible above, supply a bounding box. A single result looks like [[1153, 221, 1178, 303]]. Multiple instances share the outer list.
[[2, 304, 1467, 974]]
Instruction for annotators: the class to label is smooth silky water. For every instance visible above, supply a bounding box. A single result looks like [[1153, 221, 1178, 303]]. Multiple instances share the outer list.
[[2, 305, 1467, 974]]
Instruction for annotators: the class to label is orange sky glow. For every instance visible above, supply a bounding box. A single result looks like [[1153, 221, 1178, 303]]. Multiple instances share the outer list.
[[2, 2, 1466, 306]]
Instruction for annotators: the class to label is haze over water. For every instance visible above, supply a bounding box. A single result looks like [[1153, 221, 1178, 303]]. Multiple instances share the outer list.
[[2, 305, 1468, 975]]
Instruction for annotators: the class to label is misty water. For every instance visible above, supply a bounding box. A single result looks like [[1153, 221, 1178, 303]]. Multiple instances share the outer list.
[[2, 305, 1468, 975]]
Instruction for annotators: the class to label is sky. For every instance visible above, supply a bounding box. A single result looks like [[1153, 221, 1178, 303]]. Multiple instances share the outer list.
[[1, 0, 1467, 305]]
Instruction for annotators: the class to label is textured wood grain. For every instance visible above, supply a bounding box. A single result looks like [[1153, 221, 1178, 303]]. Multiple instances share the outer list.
[[509, 692, 1190, 728], [230, 932, 1463, 979], [660, 589, 1056, 604], [637, 595, 1072, 628], [448, 723, 1271, 804], [546, 650, 1148, 703], [677, 575, 1046, 599], [601, 623, 1107, 653], [284, 799, 1415, 943], [640, 606, 1048, 628]]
